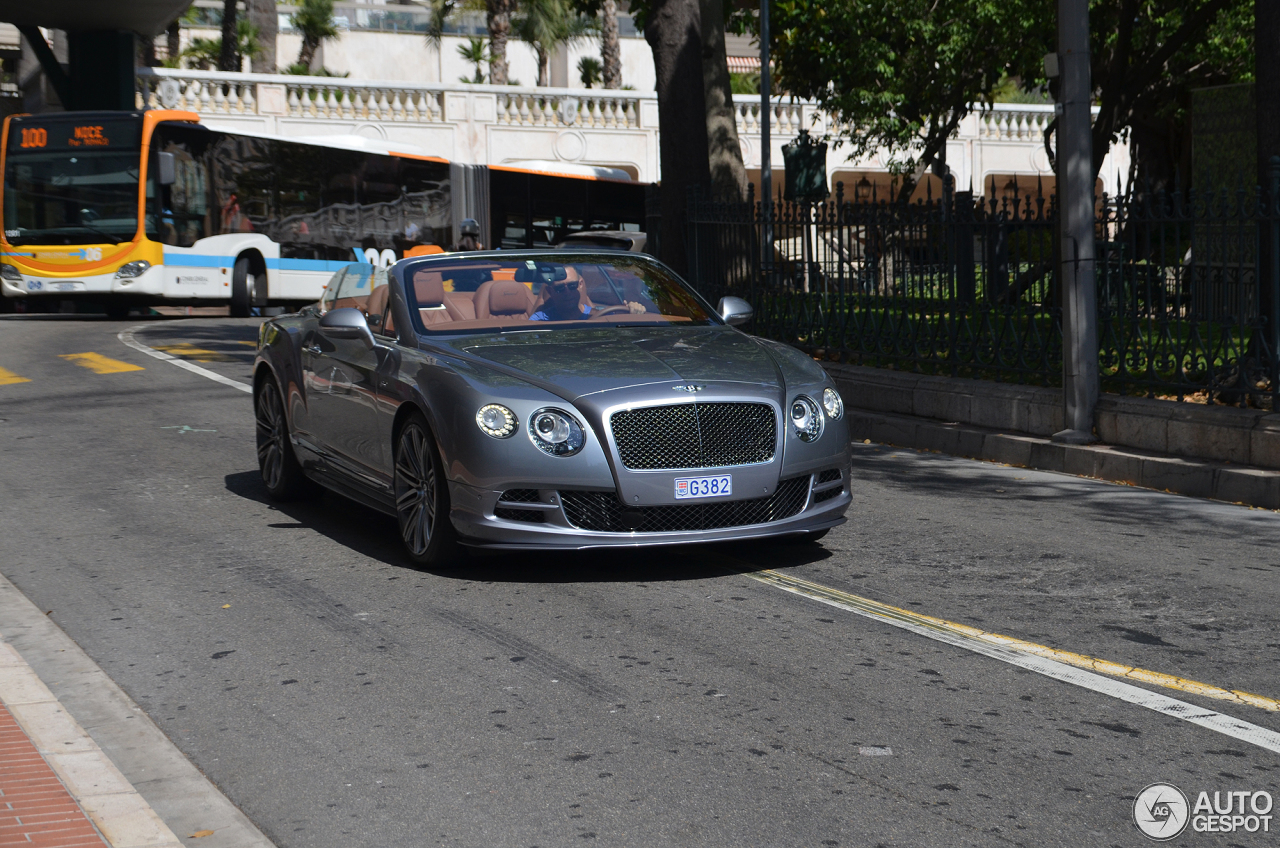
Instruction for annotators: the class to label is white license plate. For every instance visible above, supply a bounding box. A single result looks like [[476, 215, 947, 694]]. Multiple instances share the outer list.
[[51, 281, 83, 292], [674, 474, 731, 500]]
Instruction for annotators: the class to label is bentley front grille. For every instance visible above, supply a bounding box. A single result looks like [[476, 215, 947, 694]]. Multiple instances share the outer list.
[[559, 476, 808, 533], [609, 402, 776, 470]]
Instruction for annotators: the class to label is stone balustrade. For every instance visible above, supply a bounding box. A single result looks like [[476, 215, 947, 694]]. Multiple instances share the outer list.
[[135, 68, 1125, 193]]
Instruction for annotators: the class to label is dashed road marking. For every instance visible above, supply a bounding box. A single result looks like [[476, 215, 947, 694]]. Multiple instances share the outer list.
[[59, 352, 144, 374], [733, 566, 1280, 754], [149, 343, 231, 362], [0, 367, 30, 385], [118, 327, 252, 395]]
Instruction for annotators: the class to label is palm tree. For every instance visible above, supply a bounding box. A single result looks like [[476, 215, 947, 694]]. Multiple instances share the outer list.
[[577, 56, 601, 87], [458, 37, 488, 83], [293, 0, 339, 69], [184, 22, 261, 71], [513, 0, 597, 87]]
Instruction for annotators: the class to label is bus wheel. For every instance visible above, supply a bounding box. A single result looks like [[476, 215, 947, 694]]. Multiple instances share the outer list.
[[230, 257, 256, 318]]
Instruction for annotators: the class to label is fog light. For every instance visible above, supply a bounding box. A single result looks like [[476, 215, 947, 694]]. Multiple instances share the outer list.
[[528, 408, 585, 456], [115, 260, 151, 279], [791, 395, 823, 442], [476, 404, 517, 438]]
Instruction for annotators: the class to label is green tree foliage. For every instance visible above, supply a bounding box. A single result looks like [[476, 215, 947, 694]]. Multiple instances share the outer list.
[[578, 55, 603, 87], [459, 37, 489, 83], [767, 0, 1044, 202], [1016, 0, 1252, 189], [292, 0, 340, 69], [513, 0, 598, 86], [183, 21, 261, 71]]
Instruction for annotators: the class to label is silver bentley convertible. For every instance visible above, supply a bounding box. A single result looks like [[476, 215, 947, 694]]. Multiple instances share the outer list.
[[253, 252, 852, 565]]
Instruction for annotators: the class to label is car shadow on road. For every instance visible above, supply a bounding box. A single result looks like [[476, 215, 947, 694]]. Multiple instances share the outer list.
[[224, 469, 833, 583]]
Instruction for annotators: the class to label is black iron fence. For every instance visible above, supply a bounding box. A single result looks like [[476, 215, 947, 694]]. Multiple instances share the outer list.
[[687, 170, 1280, 406]]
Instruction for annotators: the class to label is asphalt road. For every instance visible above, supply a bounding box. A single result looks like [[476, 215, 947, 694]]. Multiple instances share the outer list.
[[2, 314, 1280, 847]]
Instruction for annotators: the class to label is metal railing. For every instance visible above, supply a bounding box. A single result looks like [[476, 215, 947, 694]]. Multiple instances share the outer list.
[[687, 169, 1280, 406]]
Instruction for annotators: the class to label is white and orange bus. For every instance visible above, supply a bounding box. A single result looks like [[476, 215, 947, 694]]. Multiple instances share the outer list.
[[1, 110, 647, 317]]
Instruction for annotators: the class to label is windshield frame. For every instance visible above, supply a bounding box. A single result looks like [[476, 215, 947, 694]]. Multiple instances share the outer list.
[[398, 251, 725, 338]]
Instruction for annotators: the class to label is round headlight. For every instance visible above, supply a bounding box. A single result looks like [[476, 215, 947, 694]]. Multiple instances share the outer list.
[[528, 408, 585, 456], [476, 404, 516, 438], [115, 260, 151, 279], [822, 387, 844, 420], [790, 395, 823, 442]]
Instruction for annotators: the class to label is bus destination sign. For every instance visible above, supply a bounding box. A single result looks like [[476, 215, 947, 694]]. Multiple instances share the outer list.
[[9, 118, 141, 152]]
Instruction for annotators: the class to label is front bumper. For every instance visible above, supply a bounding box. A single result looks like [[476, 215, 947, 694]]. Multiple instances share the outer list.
[[1, 265, 164, 297], [447, 468, 850, 550]]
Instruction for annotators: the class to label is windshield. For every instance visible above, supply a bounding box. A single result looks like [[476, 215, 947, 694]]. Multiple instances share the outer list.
[[4, 150, 141, 245], [404, 254, 718, 334]]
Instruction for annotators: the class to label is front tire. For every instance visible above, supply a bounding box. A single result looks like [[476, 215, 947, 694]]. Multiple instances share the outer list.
[[254, 376, 313, 500], [394, 414, 463, 567]]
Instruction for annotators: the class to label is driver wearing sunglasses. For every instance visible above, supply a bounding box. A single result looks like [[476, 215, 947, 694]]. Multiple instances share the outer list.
[[529, 269, 591, 321]]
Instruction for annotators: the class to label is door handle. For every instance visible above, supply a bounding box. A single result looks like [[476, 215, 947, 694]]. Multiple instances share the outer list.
[[302, 343, 322, 356]]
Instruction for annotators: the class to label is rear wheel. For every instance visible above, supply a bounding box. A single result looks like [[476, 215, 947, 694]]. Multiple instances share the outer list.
[[394, 414, 463, 567], [254, 376, 313, 500], [230, 256, 258, 317]]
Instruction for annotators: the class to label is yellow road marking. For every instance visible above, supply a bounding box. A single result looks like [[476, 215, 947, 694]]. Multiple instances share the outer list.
[[232, 340, 257, 346], [59, 352, 145, 374], [150, 343, 230, 362], [0, 367, 31, 385], [745, 568, 1280, 713]]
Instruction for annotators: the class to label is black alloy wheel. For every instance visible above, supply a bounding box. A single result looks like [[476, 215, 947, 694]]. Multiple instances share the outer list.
[[394, 414, 463, 567], [254, 377, 312, 500]]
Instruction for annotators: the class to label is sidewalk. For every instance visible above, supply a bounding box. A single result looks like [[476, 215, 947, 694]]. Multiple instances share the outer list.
[[0, 574, 275, 848]]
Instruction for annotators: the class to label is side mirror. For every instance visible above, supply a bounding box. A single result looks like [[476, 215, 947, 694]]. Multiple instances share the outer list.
[[157, 151, 176, 186], [718, 296, 753, 326], [319, 307, 376, 349]]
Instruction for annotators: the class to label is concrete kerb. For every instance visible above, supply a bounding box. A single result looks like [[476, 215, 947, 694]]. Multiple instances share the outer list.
[[0, 572, 277, 848], [827, 363, 1280, 509]]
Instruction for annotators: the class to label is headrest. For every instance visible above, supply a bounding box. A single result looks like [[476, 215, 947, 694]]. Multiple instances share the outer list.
[[514, 262, 568, 285], [486, 279, 533, 316], [412, 270, 445, 306]]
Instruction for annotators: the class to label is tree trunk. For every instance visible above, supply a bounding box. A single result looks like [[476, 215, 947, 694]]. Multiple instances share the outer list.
[[249, 0, 278, 73], [219, 0, 239, 71], [600, 0, 621, 88], [166, 20, 181, 64], [141, 34, 158, 67], [537, 46, 550, 87], [298, 37, 318, 69], [488, 0, 514, 86], [699, 0, 746, 202], [644, 0, 710, 276]]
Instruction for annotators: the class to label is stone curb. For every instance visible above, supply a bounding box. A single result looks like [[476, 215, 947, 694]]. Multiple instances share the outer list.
[[0, 573, 277, 848], [847, 409, 1280, 510]]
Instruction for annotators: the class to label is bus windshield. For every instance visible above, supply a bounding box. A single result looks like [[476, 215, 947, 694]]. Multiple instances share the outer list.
[[4, 150, 141, 245]]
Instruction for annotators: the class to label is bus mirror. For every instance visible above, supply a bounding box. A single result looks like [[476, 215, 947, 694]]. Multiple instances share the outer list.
[[157, 152, 176, 186]]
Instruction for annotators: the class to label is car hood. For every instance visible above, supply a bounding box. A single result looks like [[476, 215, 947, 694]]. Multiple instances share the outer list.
[[446, 326, 789, 399]]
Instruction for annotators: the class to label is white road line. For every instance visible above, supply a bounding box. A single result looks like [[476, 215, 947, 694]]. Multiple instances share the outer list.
[[756, 572, 1280, 755], [118, 325, 252, 394]]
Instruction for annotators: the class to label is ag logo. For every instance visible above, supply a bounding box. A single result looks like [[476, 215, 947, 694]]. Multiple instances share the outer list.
[[1134, 783, 1190, 840]]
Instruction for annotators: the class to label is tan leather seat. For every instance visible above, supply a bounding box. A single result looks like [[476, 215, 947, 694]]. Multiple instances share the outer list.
[[443, 291, 476, 321], [412, 270, 454, 327], [364, 283, 391, 333], [474, 278, 536, 319]]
